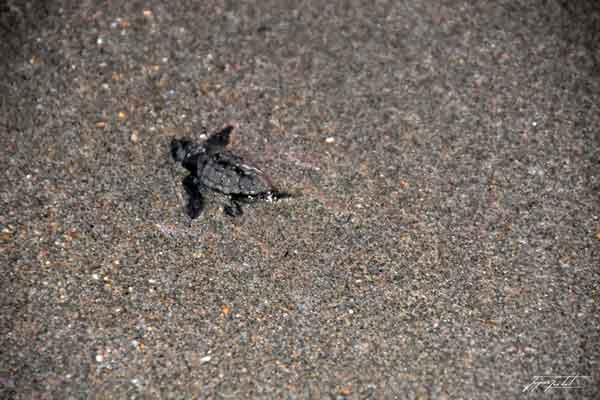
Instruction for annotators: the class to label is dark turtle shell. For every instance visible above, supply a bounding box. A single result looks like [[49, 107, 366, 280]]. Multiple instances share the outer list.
[[190, 149, 273, 195]]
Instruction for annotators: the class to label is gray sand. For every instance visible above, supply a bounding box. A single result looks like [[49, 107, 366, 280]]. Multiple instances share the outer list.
[[1, 1, 599, 398]]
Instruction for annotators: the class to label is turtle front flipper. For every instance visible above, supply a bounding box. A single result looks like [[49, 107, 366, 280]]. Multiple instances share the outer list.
[[205, 126, 233, 154], [182, 175, 207, 219]]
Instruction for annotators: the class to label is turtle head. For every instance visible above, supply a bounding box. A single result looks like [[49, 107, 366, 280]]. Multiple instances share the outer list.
[[171, 139, 194, 162], [172, 138, 208, 174]]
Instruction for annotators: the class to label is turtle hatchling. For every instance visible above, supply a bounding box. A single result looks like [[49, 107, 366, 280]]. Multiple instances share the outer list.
[[171, 126, 291, 219]]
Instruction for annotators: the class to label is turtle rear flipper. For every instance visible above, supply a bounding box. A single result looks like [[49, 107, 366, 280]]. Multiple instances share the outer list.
[[266, 190, 295, 201], [224, 200, 243, 217], [230, 190, 297, 205], [251, 190, 297, 203]]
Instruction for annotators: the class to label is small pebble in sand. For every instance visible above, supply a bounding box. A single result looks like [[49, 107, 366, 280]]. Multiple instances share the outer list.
[[200, 355, 212, 364]]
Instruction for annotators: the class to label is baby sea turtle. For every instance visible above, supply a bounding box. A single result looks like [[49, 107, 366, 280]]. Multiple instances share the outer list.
[[171, 126, 291, 219]]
